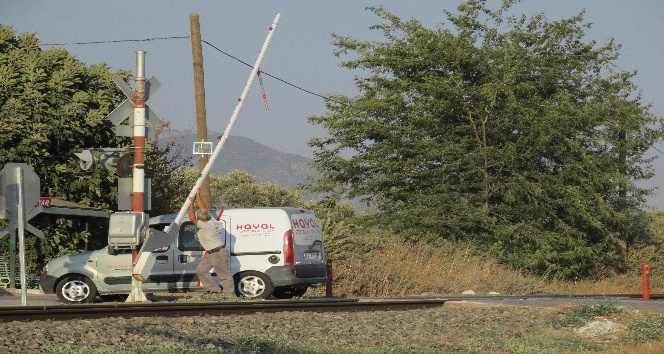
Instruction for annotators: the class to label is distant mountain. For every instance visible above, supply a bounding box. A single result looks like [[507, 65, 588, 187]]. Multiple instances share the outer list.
[[157, 129, 317, 187]]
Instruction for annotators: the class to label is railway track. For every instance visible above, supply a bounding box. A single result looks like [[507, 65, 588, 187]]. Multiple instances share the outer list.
[[3, 293, 662, 322], [0, 297, 448, 322]]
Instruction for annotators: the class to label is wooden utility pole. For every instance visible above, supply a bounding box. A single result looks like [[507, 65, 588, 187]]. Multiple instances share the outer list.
[[190, 13, 212, 207]]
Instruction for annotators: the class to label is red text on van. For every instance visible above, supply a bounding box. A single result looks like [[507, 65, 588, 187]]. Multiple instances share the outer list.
[[291, 217, 320, 230], [236, 223, 276, 231]]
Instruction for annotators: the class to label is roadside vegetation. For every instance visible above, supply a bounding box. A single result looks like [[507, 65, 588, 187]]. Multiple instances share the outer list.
[[307, 208, 664, 298], [3, 0, 664, 353]]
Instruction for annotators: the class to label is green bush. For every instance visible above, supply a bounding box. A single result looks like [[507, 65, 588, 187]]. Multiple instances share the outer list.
[[627, 314, 664, 342]]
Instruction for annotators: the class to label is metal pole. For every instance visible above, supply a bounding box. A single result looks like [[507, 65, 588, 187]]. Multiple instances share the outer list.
[[190, 13, 212, 207], [126, 51, 149, 303], [133, 50, 147, 213], [15, 167, 27, 306]]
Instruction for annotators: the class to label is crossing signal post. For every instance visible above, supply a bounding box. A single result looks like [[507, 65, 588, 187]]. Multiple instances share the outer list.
[[106, 51, 160, 215], [72, 51, 162, 302], [105, 51, 163, 302]]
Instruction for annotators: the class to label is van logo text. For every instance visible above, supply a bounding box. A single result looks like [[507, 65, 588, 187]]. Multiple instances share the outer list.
[[236, 223, 276, 231], [291, 217, 320, 229]]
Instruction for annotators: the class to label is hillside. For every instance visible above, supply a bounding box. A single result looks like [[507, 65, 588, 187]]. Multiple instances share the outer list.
[[156, 130, 317, 187]]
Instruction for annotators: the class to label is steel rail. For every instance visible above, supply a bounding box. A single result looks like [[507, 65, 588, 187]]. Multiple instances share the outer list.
[[399, 293, 664, 301], [0, 298, 447, 322], [3, 293, 662, 322]]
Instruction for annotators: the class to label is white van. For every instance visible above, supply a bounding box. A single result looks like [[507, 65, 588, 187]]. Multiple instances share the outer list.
[[39, 207, 327, 303]]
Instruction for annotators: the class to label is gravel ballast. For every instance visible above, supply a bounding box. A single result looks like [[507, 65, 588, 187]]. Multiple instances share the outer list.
[[0, 303, 557, 353]]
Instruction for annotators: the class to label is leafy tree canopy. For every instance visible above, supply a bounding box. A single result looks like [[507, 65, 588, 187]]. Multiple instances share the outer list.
[[0, 24, 129, 209], [308, 1, 663, 278], [170, 169, 305, 210], [0, 25, 191, 269]]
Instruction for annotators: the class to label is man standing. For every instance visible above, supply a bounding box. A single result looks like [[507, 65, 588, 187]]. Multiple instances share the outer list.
[[188, 192, 235, 296]]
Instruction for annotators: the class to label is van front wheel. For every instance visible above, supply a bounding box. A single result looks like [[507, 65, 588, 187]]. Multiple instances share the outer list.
[[235, 271, 274, 299], [56, 275, 97, 304]]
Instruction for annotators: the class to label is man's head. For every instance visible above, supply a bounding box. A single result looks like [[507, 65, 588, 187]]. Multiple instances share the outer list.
[[196, 210, 211, 221]]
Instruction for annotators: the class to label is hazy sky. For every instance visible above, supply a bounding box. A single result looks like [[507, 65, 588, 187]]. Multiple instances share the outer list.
[[2, 1, 664, 207]]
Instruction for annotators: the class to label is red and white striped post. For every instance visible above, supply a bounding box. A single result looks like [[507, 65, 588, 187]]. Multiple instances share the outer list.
[[126, 51, 149, 303], [133, 50, 147, 214], [132, 51, 147, 264]]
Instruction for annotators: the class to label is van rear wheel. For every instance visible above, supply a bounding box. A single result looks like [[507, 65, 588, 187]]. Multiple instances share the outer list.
[[235, 271, 274, 299], [56, 275, 97, 304]]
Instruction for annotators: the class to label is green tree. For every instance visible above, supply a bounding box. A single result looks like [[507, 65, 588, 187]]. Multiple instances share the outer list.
[[211, 170, 304, 208], [0, 25, 127, 208], [0, 26, 192, 273], [146, 136, 193, 215], [160, 169, 304, 213], [308, 1, 662, 278], [0, 25, 128, 272]]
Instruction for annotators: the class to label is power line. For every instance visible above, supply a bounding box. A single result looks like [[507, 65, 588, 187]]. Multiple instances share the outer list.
[[42, 36, 353, 109], [652, 145, 664, 156], [42, 36, 190, 46], [201, 40, 350, 107]]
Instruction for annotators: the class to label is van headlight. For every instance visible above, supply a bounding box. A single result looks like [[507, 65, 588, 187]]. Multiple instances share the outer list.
[[41, 264, 48, 276]]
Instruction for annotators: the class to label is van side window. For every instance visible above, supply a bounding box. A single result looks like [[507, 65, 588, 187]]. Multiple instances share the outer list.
[[179, 222, 204, 252]]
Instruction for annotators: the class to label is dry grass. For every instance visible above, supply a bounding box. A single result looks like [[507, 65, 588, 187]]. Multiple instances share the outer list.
[[310, 223, 664, 298], [310, 227, 545, 297]]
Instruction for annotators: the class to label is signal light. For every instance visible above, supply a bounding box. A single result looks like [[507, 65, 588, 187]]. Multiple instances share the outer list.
[[73, 150, 132, 177], [116, 154, 133, 177], [99, 152, 120, 172], [73, 150, 94, 170]]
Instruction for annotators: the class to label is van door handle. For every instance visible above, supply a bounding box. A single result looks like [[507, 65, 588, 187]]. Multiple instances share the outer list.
[[179, 255, 191, 263], [156, 255, 168, 264]]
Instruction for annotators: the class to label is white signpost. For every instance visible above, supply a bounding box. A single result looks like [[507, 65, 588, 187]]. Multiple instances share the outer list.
[[0, 163, 44, 306]]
